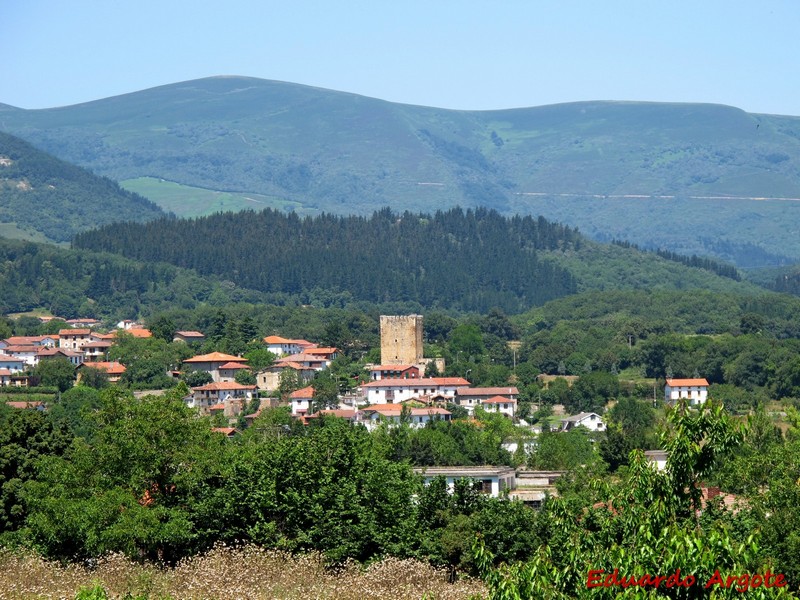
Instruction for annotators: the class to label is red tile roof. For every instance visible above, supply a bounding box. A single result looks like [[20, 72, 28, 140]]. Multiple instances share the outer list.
[[361, 377, 470, 389], [481, 395, 517, 404], [363, 405, 451, 417], [59, 329, 92, 336], [307, 409, 356, 419], [211, 427, 238, 436], [456, 386, 519, 396], [193, 381, 257, 391], [219, 361, 249, 370], [666, 378, 709, 387], [369, 364, 417, 372], [263, 335, 291, 344], [83, 361, 126, 375], [184, 352, 248, 363], [3, 345, 38, 353], [305, 347, 339, 356], [289, 386, 315, 399], [175, 330, 205, 337]]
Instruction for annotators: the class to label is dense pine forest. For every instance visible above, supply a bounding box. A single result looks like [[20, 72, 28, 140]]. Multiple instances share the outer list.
[[73, 208, 582, 313]]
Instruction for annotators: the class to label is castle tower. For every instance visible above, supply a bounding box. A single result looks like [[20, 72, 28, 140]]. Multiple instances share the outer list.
[[380, 315, 423, 365]]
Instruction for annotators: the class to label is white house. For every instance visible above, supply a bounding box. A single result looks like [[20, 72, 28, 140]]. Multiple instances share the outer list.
[[479, 395, 517, 418], [360, 377, 470, 405], [0, 357, 26, 374], [263, 336, 317, 357], [189, 381, 256, 413], [560, 412, 606, 432], [665, 378, 709, 406], [644, 450, 668, 471], [455, 387, 519, 415], [183, 352, 249, 383], [1, 345, 40, 367], [359, 404, 451, 431], [367, 365, 421, 381], [289, 385, 315, 416], [413, 466, 516, 498]]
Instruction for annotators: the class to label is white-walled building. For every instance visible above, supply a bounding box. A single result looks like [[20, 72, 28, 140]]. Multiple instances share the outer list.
[[456, 387, 518, 415], [665, 378, 709, 406], [413, 466, 516, 498], [359, 404, 451, 431], [560, 412, 606, 432], [479, 395, 517, 418], [360, 377, 470, 405]]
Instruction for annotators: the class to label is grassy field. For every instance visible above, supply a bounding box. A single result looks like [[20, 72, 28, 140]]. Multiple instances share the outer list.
[[0, 546, 485, 600], [120, 178, 311, 218], [0, 222, 61, 245]]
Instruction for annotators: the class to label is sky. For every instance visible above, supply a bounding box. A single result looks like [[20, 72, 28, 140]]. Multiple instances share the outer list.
[[2, 1, 799, 115]]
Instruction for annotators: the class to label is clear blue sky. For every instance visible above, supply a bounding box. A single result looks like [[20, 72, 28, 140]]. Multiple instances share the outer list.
[[2, 0, 799, 115]]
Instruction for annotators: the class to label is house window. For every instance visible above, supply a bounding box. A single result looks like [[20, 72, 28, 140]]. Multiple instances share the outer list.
[[481, 479, 493, 494]]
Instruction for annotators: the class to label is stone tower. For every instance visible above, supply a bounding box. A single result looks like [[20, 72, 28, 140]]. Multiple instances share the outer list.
[[380, 315, 423, 365]]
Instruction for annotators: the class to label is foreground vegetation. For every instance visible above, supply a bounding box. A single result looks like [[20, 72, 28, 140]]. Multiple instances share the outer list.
[[0, 546, 484, 599]]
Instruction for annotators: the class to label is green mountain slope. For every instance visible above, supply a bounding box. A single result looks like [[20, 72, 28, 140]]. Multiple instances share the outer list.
[[3, 76, 800, 263], [0, 131, 164, 242], [72, 207, 760, 314]]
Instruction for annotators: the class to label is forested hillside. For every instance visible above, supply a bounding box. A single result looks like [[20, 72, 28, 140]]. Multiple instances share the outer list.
[[73, 208, 581, 313], [0, 131, 164, 242], [0, 238, 276, 320], [4, 76, 800, 264], [73, 207, 762, 314]]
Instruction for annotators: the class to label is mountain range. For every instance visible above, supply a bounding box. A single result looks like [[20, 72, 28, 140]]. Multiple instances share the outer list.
[[2, 76, 800, 265]]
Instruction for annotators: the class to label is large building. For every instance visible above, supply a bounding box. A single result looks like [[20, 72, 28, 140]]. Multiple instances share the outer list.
[[380, 315, 423, 366]]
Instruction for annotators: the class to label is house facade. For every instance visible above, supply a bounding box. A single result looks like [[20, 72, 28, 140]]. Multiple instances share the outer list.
[[183, 352, 249, 383], [367, 365, 421, 381], [359, 405, 451, 431], [455, 386, 518, 414], [360, 377, 470, 405], [664, 378, 709, 406], [560, 412, 606, 432], [413, 466, 516, 498]]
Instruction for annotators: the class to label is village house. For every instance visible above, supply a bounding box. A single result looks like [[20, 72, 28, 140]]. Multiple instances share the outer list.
[[455, 386, 518, 414], [183, 352, 249, 383], [305, 409, 357, 424], [560, 411, 606, 432], [359, 404, 452, 431], [66, 318, 101, 329], [173, 330, 206, 344], [217, 361, 251, 383], [37, 347, 84, 366], [367, 364, 421, 381], [289, 385, 315, 416], [413, 466, 516, 498], [644, 450, 668, 471], [304, 347, 340, 361], [1, 335, 58, 349], [359, 377, 471, 405], [263, 335, 317, 356], [58, 329, 95, 350], [81, 339, 113, 362], [189, 381, 256, 414], [0, 357, 26, 375], [257, 361, 317, 391], [478, 395, 517, 418], [664, 378, 709, 406], [1, 344, 40, 367], [0, 369, 12, 386], [78, 361, 126, 383]]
